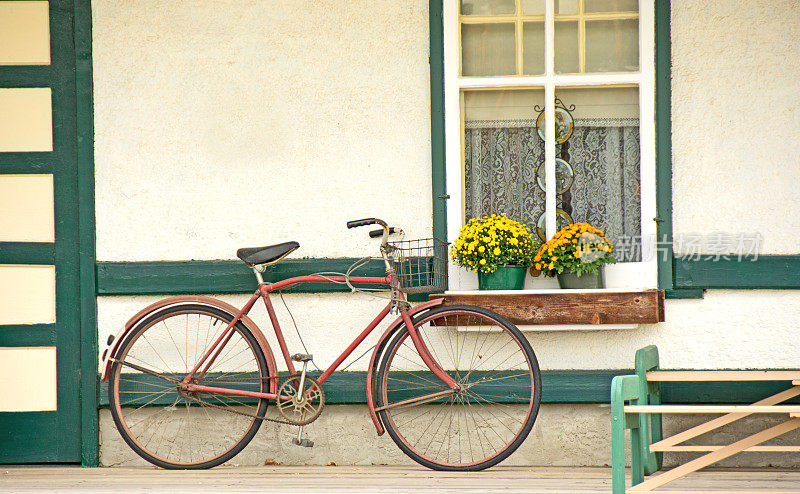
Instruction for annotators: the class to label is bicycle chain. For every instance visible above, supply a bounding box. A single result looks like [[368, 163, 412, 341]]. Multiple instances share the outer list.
[[178, 374, 325, 426]]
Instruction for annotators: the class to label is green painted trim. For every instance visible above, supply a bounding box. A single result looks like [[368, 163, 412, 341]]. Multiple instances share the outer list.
[[0, 66, 53, 87], [96, 259, 388, 295], [429, 0, 446, 244], [664, 288, 703, 299], [98, 369, 800, 407], [99, 370, 631, 407], [0, 325, 57, 346], [0, 242, 55, 264], [0, 155, 53, 173], [75, 0, 98, 467], [674, 255, 800, 289], [655, 0, 674, 291]]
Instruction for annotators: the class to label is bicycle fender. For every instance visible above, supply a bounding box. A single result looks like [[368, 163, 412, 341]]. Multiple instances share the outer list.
[[366, 297, 446, 435], [100, 295, 278, 389]]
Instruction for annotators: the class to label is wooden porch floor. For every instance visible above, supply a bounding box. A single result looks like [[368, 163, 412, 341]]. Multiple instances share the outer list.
[[2, 466, 800, 493]]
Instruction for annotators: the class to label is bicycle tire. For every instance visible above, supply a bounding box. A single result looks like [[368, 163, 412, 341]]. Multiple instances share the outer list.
[[108, 303, 270, 469], [376, 304, 541, 471]]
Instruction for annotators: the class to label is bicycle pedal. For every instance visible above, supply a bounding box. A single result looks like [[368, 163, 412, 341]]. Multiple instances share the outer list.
[[291, 353, 313, 362], [291, 438, 314, 448]]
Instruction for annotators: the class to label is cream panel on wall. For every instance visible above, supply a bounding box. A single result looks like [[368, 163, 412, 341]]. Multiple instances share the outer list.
[[0, 347, 57, 411], [0, 174, 55, 242], [0, 1, 51, 66], [0, 265, 56, 325], [0, 88, 53, 152], [671, 0, 800, 254], [93, 0, 432, 261]]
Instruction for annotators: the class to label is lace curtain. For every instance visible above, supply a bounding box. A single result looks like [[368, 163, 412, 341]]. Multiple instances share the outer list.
[[464, 119, 641, 262]]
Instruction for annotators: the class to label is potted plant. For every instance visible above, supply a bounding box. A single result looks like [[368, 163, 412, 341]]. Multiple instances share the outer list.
[[534, 223, 615, 289], [450, 213, 538, 290]]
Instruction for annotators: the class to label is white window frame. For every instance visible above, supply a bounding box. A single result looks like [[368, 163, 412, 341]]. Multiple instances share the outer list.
[[443, 0, 656, 291]]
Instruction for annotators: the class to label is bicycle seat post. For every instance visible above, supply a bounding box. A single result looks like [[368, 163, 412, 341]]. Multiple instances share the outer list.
[[252, 264, 266, 285]]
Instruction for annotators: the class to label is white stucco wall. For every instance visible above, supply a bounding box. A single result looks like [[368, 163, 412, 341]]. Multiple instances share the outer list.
[[93, 0, 432, 261], [671, 0, 800, 255]]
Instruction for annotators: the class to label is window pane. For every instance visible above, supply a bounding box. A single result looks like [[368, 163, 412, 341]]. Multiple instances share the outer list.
[[555, 0, 579, 14], [460, 0, 515, 15], [551, 87, 641, 261], [463, 89, 545, 230], [585, 19, 639, 72], [521, 0, 545, 15], [522, 22, 544, 75], [461, 23, 516, 76], [554, 21, 578, 74], [584, 0, 638, 13], [524, 0, 579, 15]]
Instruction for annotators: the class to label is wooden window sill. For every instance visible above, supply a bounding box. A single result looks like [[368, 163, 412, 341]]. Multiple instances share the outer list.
[[431, 289, 665, 326]]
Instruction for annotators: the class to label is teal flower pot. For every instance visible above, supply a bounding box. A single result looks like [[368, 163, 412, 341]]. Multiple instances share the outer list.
[[477, 266, 527, 290], [557, 269, 603, 289]]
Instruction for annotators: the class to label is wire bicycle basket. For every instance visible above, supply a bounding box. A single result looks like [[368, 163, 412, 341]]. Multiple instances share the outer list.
[[388, 238, 448, 294]]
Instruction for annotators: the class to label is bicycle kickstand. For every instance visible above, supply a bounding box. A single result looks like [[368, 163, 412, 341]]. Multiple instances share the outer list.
[[291, 353, 314, 448]]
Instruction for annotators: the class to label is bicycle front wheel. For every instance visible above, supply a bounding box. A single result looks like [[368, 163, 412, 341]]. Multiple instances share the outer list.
[[108, 304, 270, 469], [376, 305, 541, 471]]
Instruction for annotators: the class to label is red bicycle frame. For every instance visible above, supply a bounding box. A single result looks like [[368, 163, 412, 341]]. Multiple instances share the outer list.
[[180, 274, 457, 402]]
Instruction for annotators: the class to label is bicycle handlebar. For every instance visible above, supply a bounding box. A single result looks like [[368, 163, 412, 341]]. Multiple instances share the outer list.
[[346, 218, 383, 229], [369, 227, 397, 238]]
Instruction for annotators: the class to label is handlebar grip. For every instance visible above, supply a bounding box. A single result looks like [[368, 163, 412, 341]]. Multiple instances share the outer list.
[[369, 227, 396, 238], [346, 218, 379, 229]]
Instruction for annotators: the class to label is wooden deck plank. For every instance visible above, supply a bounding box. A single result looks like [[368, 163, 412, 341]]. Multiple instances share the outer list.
[[3, 466, 800, 492]]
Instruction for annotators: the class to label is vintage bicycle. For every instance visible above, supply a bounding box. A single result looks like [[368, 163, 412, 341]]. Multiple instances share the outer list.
[[100, 218, 542, 471]]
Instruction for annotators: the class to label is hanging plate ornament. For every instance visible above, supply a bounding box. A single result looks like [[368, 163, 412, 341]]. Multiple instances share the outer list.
[[536, 158, 575, 194], [535, 209, 574, 242], [535, 106, 574, 144]]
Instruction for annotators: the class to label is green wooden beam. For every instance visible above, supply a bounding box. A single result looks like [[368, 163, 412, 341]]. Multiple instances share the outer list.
[[674, 256, 800, 289], [429, 0, 447, 244], [664, 288, 703, 299], [655, 0, 674, 291], [75, 0, 99, 468], [96, 259, 388, 295], [0, 242, 55, 264]]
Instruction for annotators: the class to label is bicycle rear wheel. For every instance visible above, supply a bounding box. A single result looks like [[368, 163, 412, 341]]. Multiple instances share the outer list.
[[376, 304, 541, 471], [108, 304, 270, 469]]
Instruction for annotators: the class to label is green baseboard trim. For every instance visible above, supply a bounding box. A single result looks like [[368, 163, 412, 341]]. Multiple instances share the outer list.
[[674, 255, 800, 289], [98, 370, 632, 407], [664, 288, 704, 299], [98, 369, 800, 408]]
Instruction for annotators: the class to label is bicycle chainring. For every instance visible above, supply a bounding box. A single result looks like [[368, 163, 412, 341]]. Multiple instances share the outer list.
[[276, 375, 325, 426]]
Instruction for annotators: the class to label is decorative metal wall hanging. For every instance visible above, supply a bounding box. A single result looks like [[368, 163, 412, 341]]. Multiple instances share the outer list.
[[533, 98, 576, 241]]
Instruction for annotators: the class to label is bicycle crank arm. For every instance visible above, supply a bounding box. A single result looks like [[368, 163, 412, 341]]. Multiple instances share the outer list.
[[375, 388, 457, 412]]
